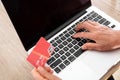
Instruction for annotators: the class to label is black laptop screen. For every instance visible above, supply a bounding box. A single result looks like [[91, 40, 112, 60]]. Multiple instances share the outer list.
[[2, 0, 91, 50]]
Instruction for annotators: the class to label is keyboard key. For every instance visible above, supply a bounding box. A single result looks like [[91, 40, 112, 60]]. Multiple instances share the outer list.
[[51, 51, 55, 55], [54, 67, 61, 73], [55, 37, 59, 40], [52, 42, 58, 47], [54, 53, 60, 58], [89, 40, 95, 43], [59, 50, 64, 55], [72, 40, 77, 45], [73, 49, 84, 57], [68, 55, 76, 62], [58, 44, 64, 49], [79, 19, 84, 22], [111, 25, 116, 28], [61, 55, 66, 60], [50, 40, 55, 43], [65, 33, 70, 37], [67, 27, 72, 31], [90, 11, 94, 14], [50, 59, 62, 69], [86, 13, 91, 17], [63, 47, 69, 51], [70, 48, 75, 53], [86, 39, 91, 42], [54, 47, 59, 52], [81, 39, 87, 43], [78, 42, 83, 46], [78, 28, 86, 32], [59, 33, 63, 37], [93, 18, 99, 22], [75, 21, 80, 25], [61, 36, 66, 41], [64, 60, 70, 66], [63, 30, 67, 34], [99, 18, 106, 24], [76, 38, 81, 41], [63, 41, 68, 45], [71, 25, 76, 28], [103, 21, 110, 26], [97, 15, 102, 19], [91, 13, 98, 18], [73, 45, 79, 50], [67, 43, 73, 48], [59, 63, 66, 70], [47, 57, 56, 65], [83, 16, 87, 19], [56, 39, 62, 44], [69, 30, 74, 35], [67, 38, 72, 42], [65, 52, 71, 57], [88, 17, 93, 20], [84, 18, 88, 21]]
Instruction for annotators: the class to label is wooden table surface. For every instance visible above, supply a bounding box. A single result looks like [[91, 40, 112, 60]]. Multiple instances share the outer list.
[[92, 0, 120, 80], [0, 1, 34, 80], [92, 0, 120, 22], [0, 0, 120, 80]]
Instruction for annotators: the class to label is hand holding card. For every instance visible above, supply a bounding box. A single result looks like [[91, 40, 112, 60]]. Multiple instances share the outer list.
[[27, 37, 54, 68]]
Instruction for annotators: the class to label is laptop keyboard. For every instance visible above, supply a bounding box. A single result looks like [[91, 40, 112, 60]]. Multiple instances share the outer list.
[[47, 11, 115, 73]]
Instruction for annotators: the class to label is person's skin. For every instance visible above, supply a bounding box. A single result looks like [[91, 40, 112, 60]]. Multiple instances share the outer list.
[[73, 20, 120, 51], [31, 20, 120, 80], [31, 66, 61, 80]]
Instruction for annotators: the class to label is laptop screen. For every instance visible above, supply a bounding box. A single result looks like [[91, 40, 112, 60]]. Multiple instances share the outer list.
[[2, 0, 91, 50]]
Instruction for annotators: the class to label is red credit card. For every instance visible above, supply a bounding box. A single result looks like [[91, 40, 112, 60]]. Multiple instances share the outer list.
[[27, 37, 54, 68]]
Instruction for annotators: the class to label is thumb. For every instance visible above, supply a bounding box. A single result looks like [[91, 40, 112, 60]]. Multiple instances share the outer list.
[[38, 66, 61, 80], [82, 43, 100, 50]]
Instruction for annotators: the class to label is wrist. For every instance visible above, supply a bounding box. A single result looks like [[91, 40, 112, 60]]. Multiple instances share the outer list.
[[112, 30, 120, 49]]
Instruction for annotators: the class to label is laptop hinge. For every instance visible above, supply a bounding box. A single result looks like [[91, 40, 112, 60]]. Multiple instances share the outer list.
[[45, 10, 87, 40]]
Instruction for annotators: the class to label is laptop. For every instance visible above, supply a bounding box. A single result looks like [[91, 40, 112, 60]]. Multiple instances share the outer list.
[[2, 0, 120, 80]]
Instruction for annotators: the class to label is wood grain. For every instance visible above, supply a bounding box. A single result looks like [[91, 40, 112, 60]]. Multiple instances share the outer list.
[[92, 0, 120, 80], [0, 1, 33, 80], [92, 0, 120, 22]]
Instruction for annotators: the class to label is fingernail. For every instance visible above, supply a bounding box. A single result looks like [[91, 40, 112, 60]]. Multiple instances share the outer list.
[[74, 28, 78, 31], [72, 35, 76, 39], [38, 66, 43, 71], [82, 46, 87, 50], [72, 34, 75, 37]]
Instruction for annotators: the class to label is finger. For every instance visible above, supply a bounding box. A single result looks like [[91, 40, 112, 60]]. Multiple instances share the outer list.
[[31, 68, 45, 80], [73, 32, 95, 40], [75, 21, 96, 32], [87, 20, 100, 26], [87, 20, 106, 29], [81, 43, 101, 51], [38, 66, 60, 80], [44, 66, 53, 74]]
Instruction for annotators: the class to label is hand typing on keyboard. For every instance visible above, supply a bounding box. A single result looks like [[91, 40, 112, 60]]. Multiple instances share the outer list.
[[31, 20, 120, 80], [73, 20, 120, 51]]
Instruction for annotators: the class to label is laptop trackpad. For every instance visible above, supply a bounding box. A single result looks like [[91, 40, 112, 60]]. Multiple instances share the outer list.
[[56, 56, 99, 80], [81, 50, 120, 79], [55, 49, 120, 80]]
